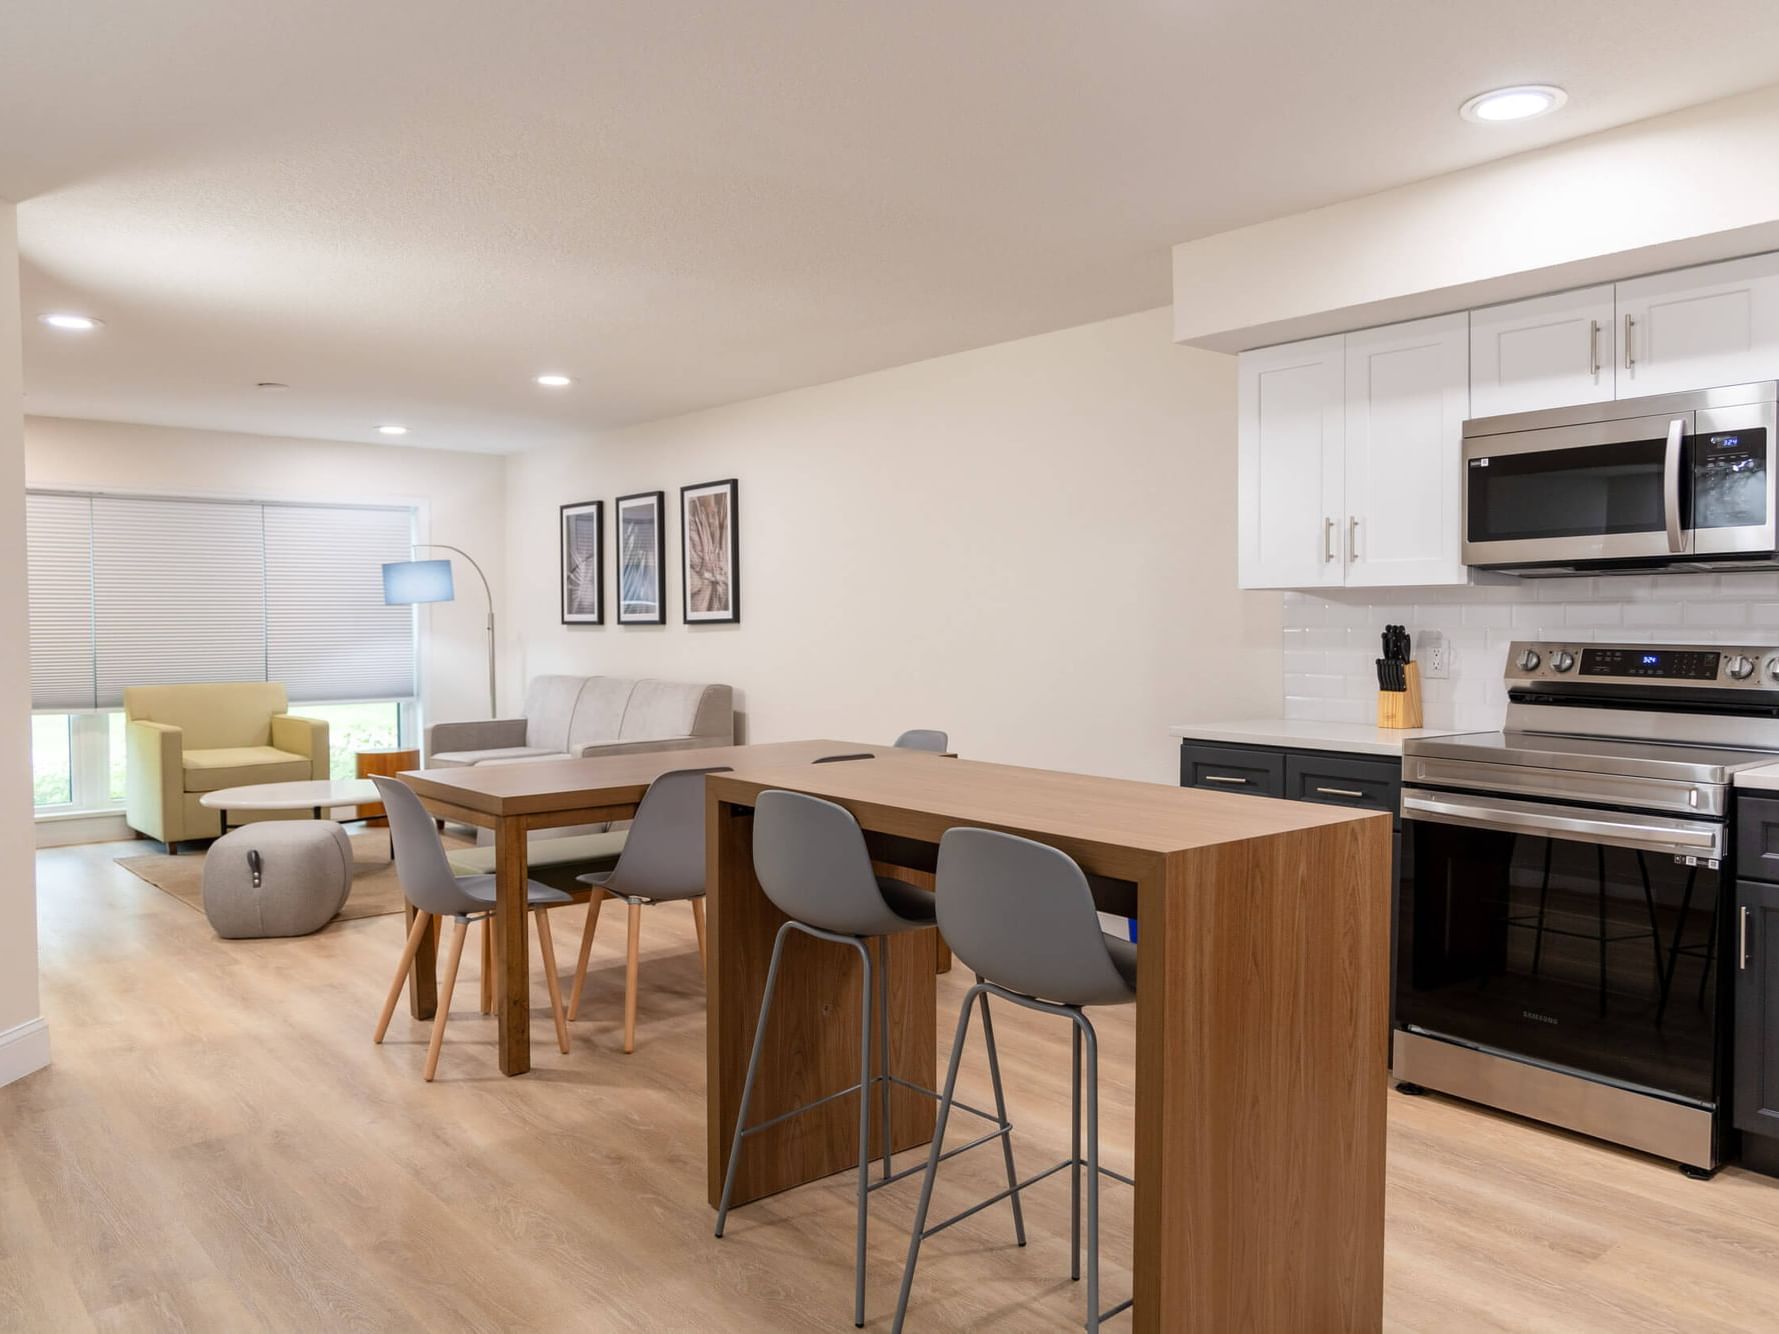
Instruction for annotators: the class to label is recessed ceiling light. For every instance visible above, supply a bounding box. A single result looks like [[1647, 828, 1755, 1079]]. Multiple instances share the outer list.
[[377, 424, 409, 436], [39, 312, 103, 331], [1460, 85, 1567, 124], [534, 373, 574, 387]]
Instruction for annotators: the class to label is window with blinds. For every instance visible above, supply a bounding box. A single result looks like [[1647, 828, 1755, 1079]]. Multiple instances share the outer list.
[[24, 492, 417, 710]]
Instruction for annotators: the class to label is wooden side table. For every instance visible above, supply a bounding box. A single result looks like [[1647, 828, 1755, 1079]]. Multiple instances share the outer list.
[[355, 747, 421, 827]]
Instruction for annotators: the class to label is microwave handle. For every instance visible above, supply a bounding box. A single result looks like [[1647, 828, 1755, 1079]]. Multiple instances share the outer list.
[[1664, 417, 1687, 554]]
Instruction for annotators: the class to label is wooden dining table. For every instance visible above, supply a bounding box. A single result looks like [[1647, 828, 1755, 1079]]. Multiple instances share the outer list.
[[398, 739, 943, 1075], [703, 752, 1392, 1333]]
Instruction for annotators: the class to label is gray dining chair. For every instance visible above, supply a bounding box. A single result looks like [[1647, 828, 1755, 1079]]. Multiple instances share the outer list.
[[893, 729, 948, 753], [893, 827, 1136, 1332], [568, 767, 731, 1053], [715, 790, 1025, 1329], [370, 775, 573, 1081]]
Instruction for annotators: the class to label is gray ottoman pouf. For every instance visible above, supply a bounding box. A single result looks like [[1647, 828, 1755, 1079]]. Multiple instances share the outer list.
[[202, 821, 354, 939]]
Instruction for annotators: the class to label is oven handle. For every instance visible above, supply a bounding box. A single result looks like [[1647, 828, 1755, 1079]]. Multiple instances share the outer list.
[[1664, 416, 1687, 554], [1401, 788, 1724, 859]]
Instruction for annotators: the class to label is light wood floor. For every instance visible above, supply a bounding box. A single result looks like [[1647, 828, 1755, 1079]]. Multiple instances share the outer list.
[[6, 842, 1779, 1332]]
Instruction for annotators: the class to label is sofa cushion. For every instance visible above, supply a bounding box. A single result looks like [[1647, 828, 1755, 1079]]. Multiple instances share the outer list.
[[125, 682, 290, 751], [446, 830, 628, 876], [430, 746, 561, 767], [181, 746, 313, 792], [567, 677, 638, 753], [523, 675, 589, 753], [618, 680, 713, 741]]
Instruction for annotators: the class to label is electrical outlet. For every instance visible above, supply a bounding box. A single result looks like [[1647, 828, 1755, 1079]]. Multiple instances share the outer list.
[[1421, 631, 1451, 680]]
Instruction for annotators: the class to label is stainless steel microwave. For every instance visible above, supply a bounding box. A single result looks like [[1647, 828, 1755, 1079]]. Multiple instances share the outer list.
[[1462, 382, 1779, 575]]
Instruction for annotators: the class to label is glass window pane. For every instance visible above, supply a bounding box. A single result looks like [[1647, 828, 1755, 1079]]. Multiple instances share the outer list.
[[288, 701, 403, 780], [31, 715, 72, 807], [108, 711, 127, 803]]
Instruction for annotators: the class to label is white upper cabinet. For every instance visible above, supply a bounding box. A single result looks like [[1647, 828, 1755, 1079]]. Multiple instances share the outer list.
[[1343, 315, 1469, 588], [1469, 285, 1616, 418], [1237, 335, 1345, 589], [1616, 252, 1779, 398]]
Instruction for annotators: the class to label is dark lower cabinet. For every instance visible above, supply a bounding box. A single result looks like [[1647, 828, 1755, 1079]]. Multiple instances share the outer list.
[[1735, 880, 1779, 1144]]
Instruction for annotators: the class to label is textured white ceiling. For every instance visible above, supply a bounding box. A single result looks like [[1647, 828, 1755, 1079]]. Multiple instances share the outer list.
[[7, 0, 1779, 454]]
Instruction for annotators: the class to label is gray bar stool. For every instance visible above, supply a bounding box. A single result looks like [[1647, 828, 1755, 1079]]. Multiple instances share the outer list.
[[714, 789, 1026, 1328], [893, 827, 1136, 1332], [893, 728, 948, 752]]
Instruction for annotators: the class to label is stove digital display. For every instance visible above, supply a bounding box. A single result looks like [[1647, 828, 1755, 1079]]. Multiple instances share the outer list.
[[1579, 647, 1721, 680]]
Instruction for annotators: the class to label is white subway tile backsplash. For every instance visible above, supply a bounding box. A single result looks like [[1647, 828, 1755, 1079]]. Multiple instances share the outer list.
[[1280, 575, 1779, 732]]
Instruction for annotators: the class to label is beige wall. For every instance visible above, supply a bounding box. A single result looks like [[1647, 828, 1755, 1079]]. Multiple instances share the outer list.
[[1, 202, 48, 1084], [505, 307, 1280, 783], [1173, 82, 1779, 351], [24, 417, 508, 727]]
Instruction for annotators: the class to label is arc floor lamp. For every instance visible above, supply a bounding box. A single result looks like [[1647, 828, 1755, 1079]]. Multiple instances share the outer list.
[[382, 544, 498, 718]]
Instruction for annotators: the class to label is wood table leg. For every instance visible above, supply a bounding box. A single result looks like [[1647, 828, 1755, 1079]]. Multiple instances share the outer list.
[[1132, 819, 1390, 1332], [494, 815, 532, 1076], [404, 901, 440, 1020], [706, 796, 936, 1209]]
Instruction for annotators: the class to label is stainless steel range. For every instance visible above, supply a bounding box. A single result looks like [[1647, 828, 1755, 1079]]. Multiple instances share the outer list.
[[1396, 640, 1779, 1173]]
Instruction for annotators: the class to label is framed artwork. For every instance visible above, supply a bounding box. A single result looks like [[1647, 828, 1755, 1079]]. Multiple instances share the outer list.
[[615, 490, 666, 625], [681, 478, 739, 623], [560, 499, 604, 624]]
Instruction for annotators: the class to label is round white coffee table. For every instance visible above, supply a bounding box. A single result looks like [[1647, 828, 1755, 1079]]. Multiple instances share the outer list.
[[200, 779, 383, 842]]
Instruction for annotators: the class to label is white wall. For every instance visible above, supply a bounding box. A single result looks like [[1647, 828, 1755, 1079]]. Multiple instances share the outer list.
[[1173, 82, 1779, 351], [1282, 573, 1779, 734], [23, 417, 508, 727], [1, 203, 49, 1086], [504, 307, 1279, 783]]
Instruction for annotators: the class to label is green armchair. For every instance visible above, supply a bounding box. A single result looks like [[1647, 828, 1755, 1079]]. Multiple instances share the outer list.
[[123, 682, 329, 852]]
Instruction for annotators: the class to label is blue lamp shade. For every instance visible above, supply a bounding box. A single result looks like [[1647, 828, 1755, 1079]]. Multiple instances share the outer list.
[[383, 558, 456, 605]]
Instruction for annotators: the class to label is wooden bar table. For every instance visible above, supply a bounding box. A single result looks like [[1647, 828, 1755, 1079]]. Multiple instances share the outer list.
[[398, 739, 942, 1075], [704, 754, 1391, 1333]]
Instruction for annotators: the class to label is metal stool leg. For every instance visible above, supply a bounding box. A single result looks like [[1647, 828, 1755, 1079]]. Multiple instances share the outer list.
[[975, 980, 1027, 1246], [1079, 1011, 1101, 1331], [1071, 1020, 1083, 1281], [714, 921, 793, 1238], [854, 939, 874, 1328], [878, 936, 894, 1180], [892, 984, 980, 1334]]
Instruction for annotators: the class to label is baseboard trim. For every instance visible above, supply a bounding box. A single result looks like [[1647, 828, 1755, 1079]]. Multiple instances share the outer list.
[[0, 1018, 50, 1089]]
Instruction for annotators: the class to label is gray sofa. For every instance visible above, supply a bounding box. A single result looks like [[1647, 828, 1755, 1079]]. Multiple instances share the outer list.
[[425, 674, 734, 767]]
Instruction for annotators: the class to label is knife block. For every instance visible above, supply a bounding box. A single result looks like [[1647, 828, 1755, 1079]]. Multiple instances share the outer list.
[[1376, 661, 1423, 729]]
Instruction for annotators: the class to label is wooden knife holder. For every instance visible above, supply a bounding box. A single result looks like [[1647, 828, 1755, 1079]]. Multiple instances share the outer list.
[[1376, 660, 1423, 729]]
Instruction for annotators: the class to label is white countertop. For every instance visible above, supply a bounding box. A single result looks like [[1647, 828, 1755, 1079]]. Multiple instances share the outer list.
[[1167, 718, 1471, 758], [1735, 762, 1779, 791]]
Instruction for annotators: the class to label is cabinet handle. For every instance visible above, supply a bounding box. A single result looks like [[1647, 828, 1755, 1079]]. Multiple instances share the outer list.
[[1349, 516, 1360, 562], [1202, 774, 1249, 785], [1741, 905, 1752, 971], [1324, 517, 1336, 563], [1315, 786, 1365, 798], [1588, 320, 1601, 377], [1624, 314, 1635, 371]]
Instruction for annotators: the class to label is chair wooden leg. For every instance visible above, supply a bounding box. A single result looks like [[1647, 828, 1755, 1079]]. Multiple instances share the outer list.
[[375, 910, 433, 1043], [423, 918, 470, 1082], [480, 918, 494, 1015], [691, 898, 707, 979], [623, 902, 642, 1054], [535, 908, 571, 1055], [568, 891, 606, 1021]]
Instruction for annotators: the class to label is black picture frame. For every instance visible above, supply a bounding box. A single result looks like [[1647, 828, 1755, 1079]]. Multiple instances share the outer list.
[[560, 499, 604, 625], [680, 478, 739, 624], [615, 490, 667, 626]]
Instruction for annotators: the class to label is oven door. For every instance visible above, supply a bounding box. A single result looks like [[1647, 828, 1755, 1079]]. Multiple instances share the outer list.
[[1463, 411, 1695, 567], [1398, 787, 1724, 1105]]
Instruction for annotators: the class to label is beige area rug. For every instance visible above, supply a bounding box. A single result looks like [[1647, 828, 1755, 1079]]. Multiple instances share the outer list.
[[115, 829, 472, 923]]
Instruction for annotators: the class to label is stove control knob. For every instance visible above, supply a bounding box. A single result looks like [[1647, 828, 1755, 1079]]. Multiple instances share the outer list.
[[1768, 656, 1779, 682], [1727, 654, 1757, 681], [1549, 650, 1576, 673], [1514, 648, 1542, 673]]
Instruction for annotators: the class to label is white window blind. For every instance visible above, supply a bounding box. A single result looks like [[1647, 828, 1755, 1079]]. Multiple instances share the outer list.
[[25, 493, 96, 710], [25, 491, 417, 710], [265, 505, 415, 702]]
